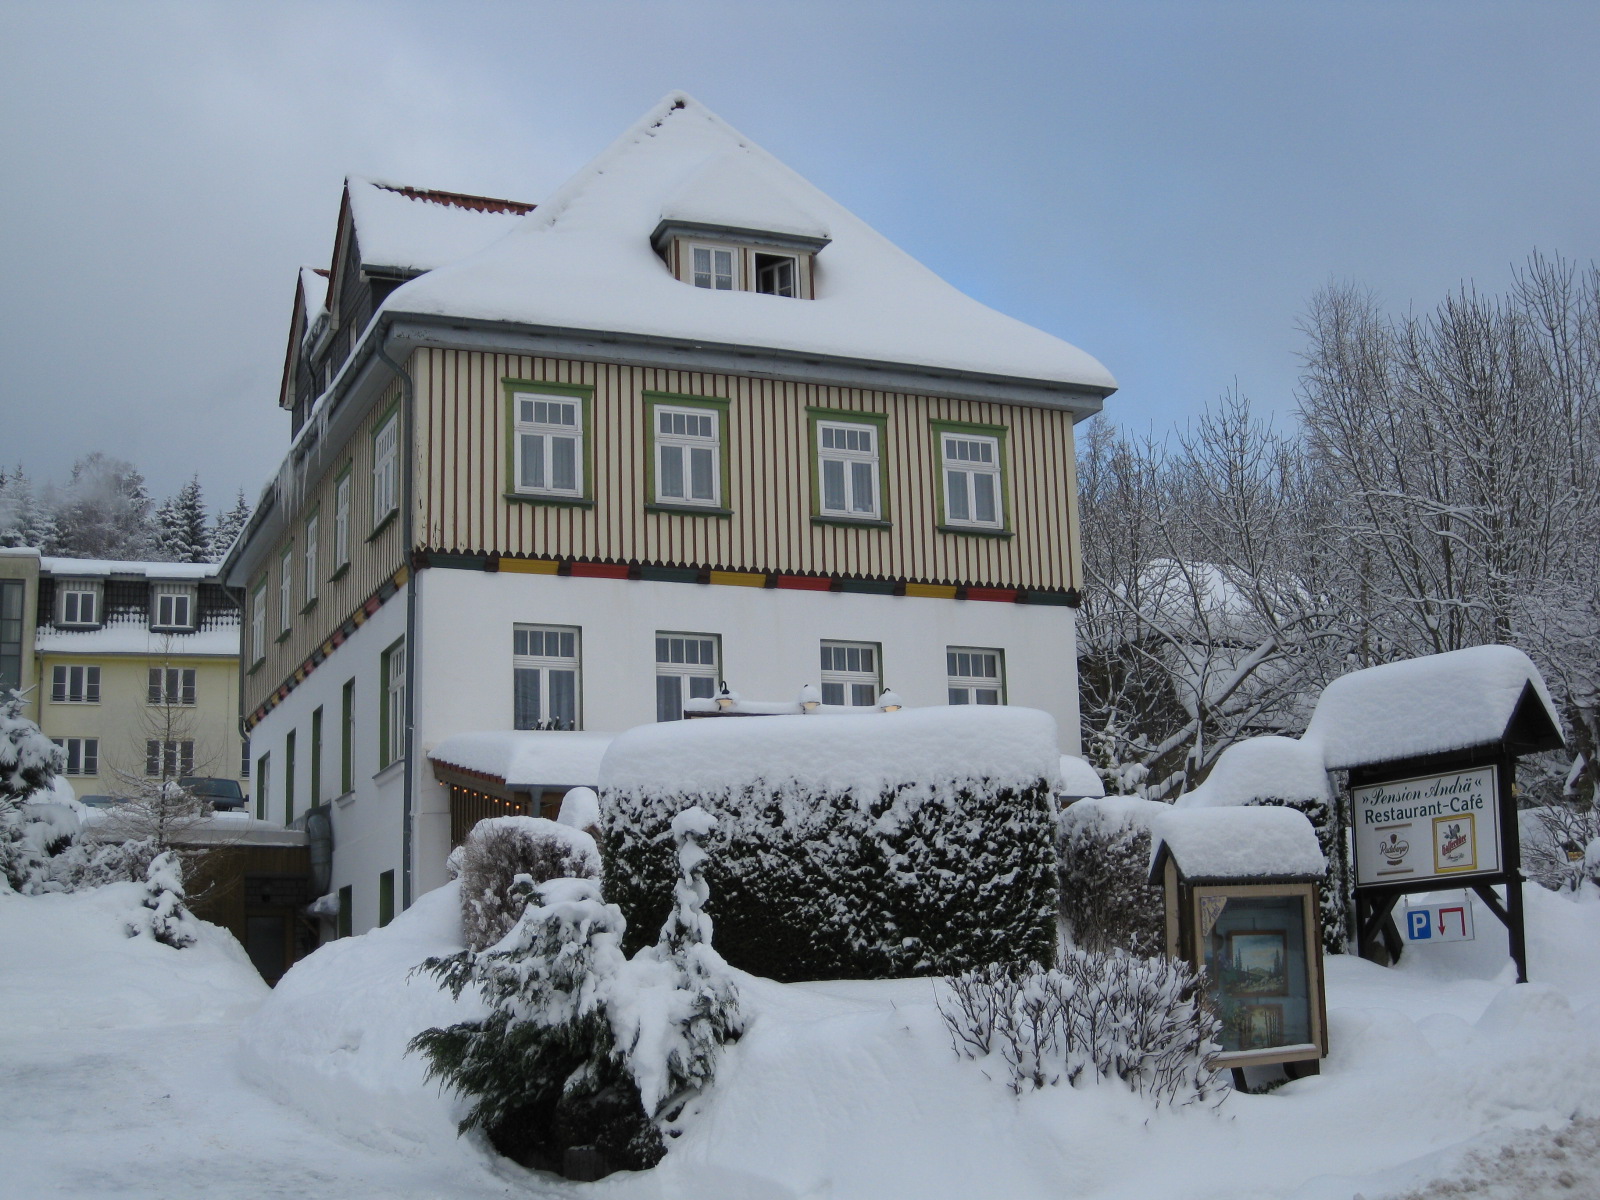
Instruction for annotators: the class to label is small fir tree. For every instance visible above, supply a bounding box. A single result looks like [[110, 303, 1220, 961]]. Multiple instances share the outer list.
[[0, 690, 68, 893], [155, 476, 210, 564], [125, 849, 198, 948], [0, 465, 60, 552], [209, 490, 252, 562]]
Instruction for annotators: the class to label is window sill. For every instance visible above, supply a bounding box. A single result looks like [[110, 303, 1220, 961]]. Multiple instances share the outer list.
[[373, 759, 406, 785], [247, 658, 265, 675], [936, 524, 1014, 539], [275, 629, 293, 644], [366, 509, 398, 543], [647, 502, 733, 518], [812, 514, 891, 531], [49, 699, 101, 706], [299, 597, 319, 616], [150, 626, 196, 636], [335, 789, 356, 808], [504, 491, 595, 509], [329, 562, 350, 583]]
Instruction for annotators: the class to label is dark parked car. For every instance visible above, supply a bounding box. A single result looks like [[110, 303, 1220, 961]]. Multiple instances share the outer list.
[[178, 777, 248, 812], [77, 795, 127, 809]]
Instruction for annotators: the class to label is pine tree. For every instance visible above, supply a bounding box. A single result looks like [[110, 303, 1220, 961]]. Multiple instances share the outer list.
[[209, 489, 252, 562], [155, 477, 210, 563], [0, 465, 60, 552], [52, 453, 155, 559], [125, 848, 198, 948], [0, 692, 68, 893]]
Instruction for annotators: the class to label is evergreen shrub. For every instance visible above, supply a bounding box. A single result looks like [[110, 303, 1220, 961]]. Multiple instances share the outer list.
[[457, 816, 600, 951], [1056, 797, 1168, 957]]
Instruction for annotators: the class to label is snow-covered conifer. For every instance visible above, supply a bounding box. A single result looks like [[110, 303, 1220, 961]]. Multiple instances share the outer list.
[[125, 849, 198, 948], [0, 466, 60, 552], [155, 476, 210, 564], [209, 490, 252, 562], [52, 453, 155, 559], [0, 693, 70, 894]]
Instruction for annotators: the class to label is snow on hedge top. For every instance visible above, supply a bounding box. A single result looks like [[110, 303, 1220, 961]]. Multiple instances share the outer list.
[[345, 177, 532, 275], [387, 93, 1115, 393], [1058, 794, 1169, 838], [1057, 754, 1105, 797], [427, 730, 612, 787], [1176, 736, 1330, 808], [1149, 805, 1326, 881], [1306, 645, 1560, 770], [600, 705, 1059, 794]]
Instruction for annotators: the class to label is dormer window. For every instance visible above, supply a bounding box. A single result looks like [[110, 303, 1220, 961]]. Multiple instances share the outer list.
[[151, 583, 197, 632], [654, 220, 828, 301], [56, 581, 102, 628]]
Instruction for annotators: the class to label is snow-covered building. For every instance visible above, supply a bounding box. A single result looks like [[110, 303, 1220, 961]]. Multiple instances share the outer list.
[[222, 94, 1116, 934], [0, 548, 245, 800]]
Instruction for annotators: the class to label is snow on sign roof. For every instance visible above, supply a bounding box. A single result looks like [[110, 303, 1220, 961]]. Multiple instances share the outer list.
[[387, 93, 1117, 394], [428, 731, 613, 788], [600, 705, 1059, 794], [1176, 736, 1331, 809], [1149, 806, 1327, 883], [1306, 645, 1563, 771], [345, 178, 535, 276]]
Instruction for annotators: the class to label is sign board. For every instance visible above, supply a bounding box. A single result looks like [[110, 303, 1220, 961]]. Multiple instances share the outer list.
[[1352, 765, 1502, 888], [1402, 898, 1475, 943]]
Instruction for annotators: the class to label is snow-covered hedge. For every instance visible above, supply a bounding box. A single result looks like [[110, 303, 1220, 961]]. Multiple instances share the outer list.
[[1056, 797, 1168, 957], [456, 816, 600, 951], [600, 707, 1061, 981], [937, 950, 1225, 1107]]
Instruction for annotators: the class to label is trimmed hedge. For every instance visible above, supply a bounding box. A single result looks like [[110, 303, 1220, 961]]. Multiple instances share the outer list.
[[1056, 797, 1169, 957]]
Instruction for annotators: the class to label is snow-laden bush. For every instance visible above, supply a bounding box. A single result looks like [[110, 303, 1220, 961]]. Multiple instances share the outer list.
[[1056, 797, 1168, 956], [937, 951, 1225, 1107], [1524, 804, 1600, 893], [411, 807, 742, 1179], [457, 816, 600, 951], [124, 849, 198, 948], [602, 708, 1060, 981], [0, 691, 70, 894]]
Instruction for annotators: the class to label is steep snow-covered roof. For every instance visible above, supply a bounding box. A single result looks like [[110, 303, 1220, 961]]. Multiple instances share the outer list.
[[386, 93, 1115, 393], [346, 177, 535, 276], [1149, 806, 1326, 882], [428, 731, 613, 788], [1177, 736, 1331, 809], [1306, 645, 1562, 770], [600, 705, 1059, 794]]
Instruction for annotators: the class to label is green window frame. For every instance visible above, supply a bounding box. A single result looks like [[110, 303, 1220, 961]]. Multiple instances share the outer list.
[[643, 392, 732, 516], [331, 463, 352, 579], [340, 678, 354, 794], [337, 885, 352, 938], [379, 637, 406, 769], [302, 507, 321, 610], [502, 379, 595, 507], [310, 705, 323, 806], [255, 752, 269, 820], [284, 729, 296, 825], [930, 418, 1012, 536], [806, 406, 890, 528], [249, 577, 267, 667], [370, 400, 401, 534], [378, 869, 395, 928]]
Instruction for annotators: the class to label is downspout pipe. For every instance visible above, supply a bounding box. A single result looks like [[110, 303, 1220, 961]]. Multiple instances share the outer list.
[[376, 325, 417, 911]]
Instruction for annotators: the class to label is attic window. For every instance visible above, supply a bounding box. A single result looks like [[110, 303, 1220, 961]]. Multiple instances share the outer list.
[[692, 246, 735, 291], [655, 221, 828, 300], [754, 254, 796, 297]]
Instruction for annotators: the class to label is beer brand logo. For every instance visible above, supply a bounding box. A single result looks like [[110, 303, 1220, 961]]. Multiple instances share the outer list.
[[1380, 833, 1410, 866], [1439, 822, 1469, 862]]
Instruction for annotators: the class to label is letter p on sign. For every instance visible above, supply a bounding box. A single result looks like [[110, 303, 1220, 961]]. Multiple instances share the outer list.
[[1408, 909, 1433, 940]]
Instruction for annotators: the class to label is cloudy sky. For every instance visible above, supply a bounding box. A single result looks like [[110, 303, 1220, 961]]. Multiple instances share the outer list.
[[3, 1, 1597, 510]]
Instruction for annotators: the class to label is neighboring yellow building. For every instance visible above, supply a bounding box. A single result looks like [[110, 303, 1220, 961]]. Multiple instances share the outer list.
[[24, 557, 247, 801]]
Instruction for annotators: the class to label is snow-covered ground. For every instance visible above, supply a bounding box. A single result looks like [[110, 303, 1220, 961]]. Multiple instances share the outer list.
[[5, 879, 1600, 1199]]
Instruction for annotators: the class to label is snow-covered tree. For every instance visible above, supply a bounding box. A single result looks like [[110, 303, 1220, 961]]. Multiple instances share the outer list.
[[51, 453, 155, 560], [124, 849, 198, 948], [0, 465, 60, 552], [0, 691, 69, 893], [209, 489, 251, 563], [154, 476, 211, 564]]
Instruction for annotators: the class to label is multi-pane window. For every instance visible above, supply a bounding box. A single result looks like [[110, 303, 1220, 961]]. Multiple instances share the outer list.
[[655, 633, 719, 722], [513, 394, 584, 498], [151, 585, 195, 631], [381, 640, 406, 768], [940, 431, 1003, 529], [278, 548, 293, 635], [0, 579, 23, 693], [145, 739, 195, 778], [241, 738, 251, 779], [513, 625, 579, 731], [51, 665, 100, 703], [754, 252, 797, 297], [333, 470, 351, 572], [303, 512, 319, 606], [256, 753, 269, 819], [947, 647, 1005, 705], [655, 407, 720, 506], [53, 737, 99, 776], [310, 706, 323, 806], [817, 421, 881, 519], [820, 641, 881, 707], [148, 667, 197, 706], [691, 244, 736, 290], [250, 581, 266, 664], [372, 411, 398, 526], [285, 729, 296, 825], [340, 678, 355, 794], [57, 582, 100, 627]]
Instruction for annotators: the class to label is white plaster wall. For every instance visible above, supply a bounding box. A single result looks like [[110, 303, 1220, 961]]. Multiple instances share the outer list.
[[248, 590, 408, 935], [410, 566, 1080, 892]]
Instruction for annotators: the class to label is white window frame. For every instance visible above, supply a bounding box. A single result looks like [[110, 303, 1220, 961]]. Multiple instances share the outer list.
[[56, 581, 102, 627], [654, 632, 720, 722], [146, 739, 195, 779], [333, 470, 351, 573], [51, 665, 100, 704], [278, 548, 293, 635], [303, 512, 319, 606], [512, 625, 581, 731], [939, 431, 1004, 529], [148, 666, 197, 707], [53, 737, 99, 776], [382, 639, 406, 768], [817, 420, 882, 519], [151, 583, 196, 632], [250, 581, 266, 665], [947, 647, 1005, 706], [511, 392, 585, 499], [689, 243, 738, 291], [372, 410, 399, 527], [653, 405, 722, 508], [753, 251, 798, 297], [820, 640, 881, 707]]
